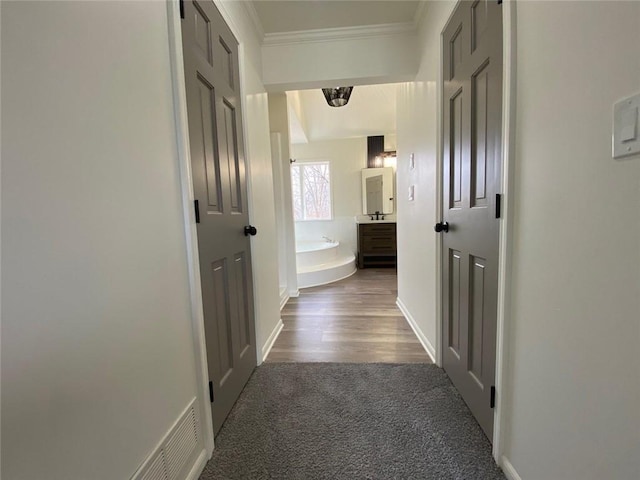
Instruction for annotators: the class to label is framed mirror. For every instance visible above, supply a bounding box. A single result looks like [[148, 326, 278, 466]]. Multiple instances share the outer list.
[[361, 167, 394, 215]]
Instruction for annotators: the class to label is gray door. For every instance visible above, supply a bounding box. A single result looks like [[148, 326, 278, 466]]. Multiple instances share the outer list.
[[181, 0, 257, 435], [441, 0, 502, 439]]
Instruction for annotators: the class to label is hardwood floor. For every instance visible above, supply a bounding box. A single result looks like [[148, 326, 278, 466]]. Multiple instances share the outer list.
[[266, 268, 431, 363]]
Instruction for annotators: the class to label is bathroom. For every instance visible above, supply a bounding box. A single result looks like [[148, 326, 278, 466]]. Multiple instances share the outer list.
[[265, 84, 428, 364], [268, 84, 399, 298]]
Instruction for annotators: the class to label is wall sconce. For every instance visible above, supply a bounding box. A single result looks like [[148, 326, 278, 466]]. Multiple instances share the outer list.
[[322, 87, 354, 107], [383, 154, 397, 169], [374, 152, 396, 169]]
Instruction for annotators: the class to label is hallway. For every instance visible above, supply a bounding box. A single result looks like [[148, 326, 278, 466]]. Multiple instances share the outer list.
[[202, 269, 505, 478], [4, 1, 639, 479], [267, 269, 431, 363], [197, 271, 506, 477]]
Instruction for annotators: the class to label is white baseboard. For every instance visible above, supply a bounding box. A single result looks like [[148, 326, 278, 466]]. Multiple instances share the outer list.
[[396, 297, 436, 363], [501, 456, 523, 480], [289, 289, 300, 298], [185, 449, 208, 480], [279, 291, 289, 311], [261, 318, 284, 362]]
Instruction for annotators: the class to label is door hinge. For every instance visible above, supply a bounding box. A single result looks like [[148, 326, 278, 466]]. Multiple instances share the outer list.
[[497, 0, 503, 5], [194, 199, 200, 223], [490, 386, 496, 409], [179, 0, 185, 19], [209, 381, 214, 403], [495, 193, 502, 219]]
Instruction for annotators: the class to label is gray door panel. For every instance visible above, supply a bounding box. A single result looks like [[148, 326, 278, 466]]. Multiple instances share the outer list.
[[442, 0, 502, 440], [181, 0, 257, 435]]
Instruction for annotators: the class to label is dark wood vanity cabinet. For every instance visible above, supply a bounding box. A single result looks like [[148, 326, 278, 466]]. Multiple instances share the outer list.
[[357, 223, 397, 268]]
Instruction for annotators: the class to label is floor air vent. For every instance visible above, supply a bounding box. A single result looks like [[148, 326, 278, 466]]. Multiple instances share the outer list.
[[133, 399, 200, 480], [140, 453, 168, 480]]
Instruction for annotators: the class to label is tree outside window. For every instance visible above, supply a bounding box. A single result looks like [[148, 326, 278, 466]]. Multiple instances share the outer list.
[[291, 162, 332, 221]]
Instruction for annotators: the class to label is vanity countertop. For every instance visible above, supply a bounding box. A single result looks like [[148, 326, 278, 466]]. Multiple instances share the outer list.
[[355, 216, 396, 224]]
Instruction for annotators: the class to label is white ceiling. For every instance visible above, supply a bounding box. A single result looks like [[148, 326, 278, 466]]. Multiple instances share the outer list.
[[288, 84, 398, 143], [252, 1, 422, 34]]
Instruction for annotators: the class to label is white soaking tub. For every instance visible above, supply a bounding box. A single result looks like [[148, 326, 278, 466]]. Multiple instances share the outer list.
[[296, 240, 356, 289]]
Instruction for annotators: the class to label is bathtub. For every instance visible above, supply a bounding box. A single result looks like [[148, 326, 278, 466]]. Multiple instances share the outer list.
[[296, 240, 356, 289]]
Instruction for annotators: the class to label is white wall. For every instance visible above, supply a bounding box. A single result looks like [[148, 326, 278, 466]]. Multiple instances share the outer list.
[[244, 85, 281, 362], [268, 93, 299, 298], [395, 0, 456, 358], [504, 2, 640, 479], [270, 133, 289, 299], [1, 1, 282, 478], [217, 0, 282, 362], [291, 138, 367, 255], [384, 134, 397, 152], [262, 29, 419, 91], [292, 85, 398, 143], [286, 90, 309, 144], [398, 1, 640, 478], [1, 2, 199, 478]]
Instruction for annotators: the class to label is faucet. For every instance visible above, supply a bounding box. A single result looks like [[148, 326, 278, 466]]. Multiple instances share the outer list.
[[375, 211, 381, 220]]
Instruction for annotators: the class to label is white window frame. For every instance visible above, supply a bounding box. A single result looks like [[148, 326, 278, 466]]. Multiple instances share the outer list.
[[291, 160, 334, 222]]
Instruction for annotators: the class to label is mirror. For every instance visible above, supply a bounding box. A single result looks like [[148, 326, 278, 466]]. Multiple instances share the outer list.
[[362, 167, 394, 215]]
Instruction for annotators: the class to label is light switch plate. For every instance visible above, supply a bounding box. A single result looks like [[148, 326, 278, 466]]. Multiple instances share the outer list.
[[613, 92, 640, 158]]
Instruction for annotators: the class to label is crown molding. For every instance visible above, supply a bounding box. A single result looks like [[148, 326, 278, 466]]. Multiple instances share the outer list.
[[263, 22, 417, 47], [243, 1, 265, 42]]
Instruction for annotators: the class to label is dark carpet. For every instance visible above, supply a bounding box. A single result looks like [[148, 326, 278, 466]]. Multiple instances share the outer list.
[[199, 363, 506, 480]]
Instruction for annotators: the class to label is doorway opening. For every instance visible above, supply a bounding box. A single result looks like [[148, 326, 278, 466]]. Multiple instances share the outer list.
[[265, 84, 430, 364]]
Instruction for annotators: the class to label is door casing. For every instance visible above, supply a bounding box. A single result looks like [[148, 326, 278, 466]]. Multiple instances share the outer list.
[[434, 0, 517, 464]]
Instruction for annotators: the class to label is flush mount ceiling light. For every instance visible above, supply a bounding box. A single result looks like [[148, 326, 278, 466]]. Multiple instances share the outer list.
[[322, 87, 354, 107]]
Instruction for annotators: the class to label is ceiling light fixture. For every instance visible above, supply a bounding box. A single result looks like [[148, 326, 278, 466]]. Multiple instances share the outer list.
[[322, 86, 354, 107]]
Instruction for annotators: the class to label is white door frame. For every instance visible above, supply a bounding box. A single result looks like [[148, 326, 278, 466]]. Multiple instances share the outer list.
[[165, 0, 259, 458], [492, 0, 518, 463], [166, 0, 214, 457], [434, 0, 518, 463]]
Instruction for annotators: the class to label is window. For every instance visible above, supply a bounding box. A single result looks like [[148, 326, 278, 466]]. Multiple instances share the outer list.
[[291, 161, 332, 221]]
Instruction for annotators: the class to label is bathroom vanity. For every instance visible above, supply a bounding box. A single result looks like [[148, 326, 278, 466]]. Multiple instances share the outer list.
[[357, 221, 397, 269], [358, 166, 396, 268]]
